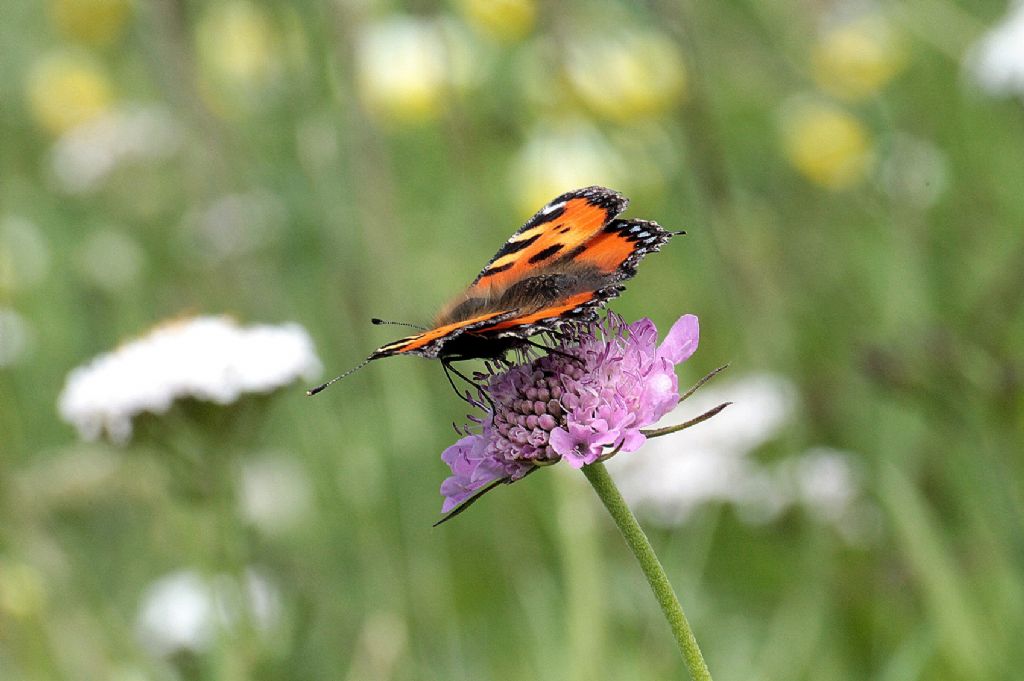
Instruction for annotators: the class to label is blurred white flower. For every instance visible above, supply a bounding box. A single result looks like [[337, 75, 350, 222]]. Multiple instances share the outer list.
[[0, 308, 34, 368], [183, 190, 286, 264], [607, 374, 870, 539], [239, 454, 313, 535], [50, 104, 182, 194], [58, 316, 322, 443], [510, 121, 627, 217], [877, 133, 950, 209], [0, 216, 51, 293], [777, 447, 879, 544], [784, 447, 860, 523], [136, 568, 281, 656], [966, 1, 1024, 96], [75, 228, 145, 290], [355, 15, 485, 123], [356, 16, 448, 122]]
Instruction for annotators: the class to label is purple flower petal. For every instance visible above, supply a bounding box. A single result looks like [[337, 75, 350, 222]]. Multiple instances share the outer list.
[[627, 317, 658, 352], [619, 428, 647, 453], [657, 314, 699, 364], [439, 434, 513, 512], [548, 427, 574, 458]]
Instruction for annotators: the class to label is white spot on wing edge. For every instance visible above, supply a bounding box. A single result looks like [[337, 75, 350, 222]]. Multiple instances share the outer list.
[[541, 200, 566, 215]]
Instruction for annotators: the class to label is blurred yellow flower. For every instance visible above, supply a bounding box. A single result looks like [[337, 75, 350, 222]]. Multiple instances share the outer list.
[[196, 0, 281, 114], [812, 16, 907, 101], [565, 29, 687, 123], [356, 16, 450, 124], [780, 97, 874, 190], [49, 0, 133, 46], [510, 121, 627, 217], [27, 51, 114, 136], [457, 0, 535, 43], [200, 1, 277, 82]]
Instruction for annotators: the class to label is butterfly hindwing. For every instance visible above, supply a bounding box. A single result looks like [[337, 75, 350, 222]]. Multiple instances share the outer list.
[[477, 288, 621, 335], [369, 309, 519, 360]]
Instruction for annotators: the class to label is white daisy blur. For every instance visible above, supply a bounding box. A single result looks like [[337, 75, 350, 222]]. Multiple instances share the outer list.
[[58, 316, 322, 443], [966, 1, 1024, 97], [135, 568, 282, 656], [49, 104, 182, 195], [239, 454, 314, 535]]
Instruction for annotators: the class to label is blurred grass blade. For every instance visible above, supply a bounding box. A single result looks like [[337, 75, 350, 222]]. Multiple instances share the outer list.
[[880, 464, 989, 679]]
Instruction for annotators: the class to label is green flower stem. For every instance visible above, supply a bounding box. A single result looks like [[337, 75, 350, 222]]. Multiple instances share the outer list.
[[581, 461, 713, 681]]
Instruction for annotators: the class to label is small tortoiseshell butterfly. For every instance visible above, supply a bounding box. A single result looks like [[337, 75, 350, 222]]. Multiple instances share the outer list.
[[309, 186, 681, 395]]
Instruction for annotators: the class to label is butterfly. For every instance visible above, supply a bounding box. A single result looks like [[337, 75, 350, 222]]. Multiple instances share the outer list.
[[308, 186, 681, 395]]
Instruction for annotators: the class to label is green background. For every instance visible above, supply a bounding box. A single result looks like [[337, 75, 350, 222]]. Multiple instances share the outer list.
[[2, 1, 1022, 679]]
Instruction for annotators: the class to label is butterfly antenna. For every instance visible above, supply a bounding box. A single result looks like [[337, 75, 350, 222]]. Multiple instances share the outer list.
[[371, 318, 426, 330], [306, 358, 372, 396]]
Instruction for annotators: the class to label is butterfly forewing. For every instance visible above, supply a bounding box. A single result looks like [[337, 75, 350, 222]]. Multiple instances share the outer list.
[[462, 186, 628, 299], [562, 219, 676, 281]]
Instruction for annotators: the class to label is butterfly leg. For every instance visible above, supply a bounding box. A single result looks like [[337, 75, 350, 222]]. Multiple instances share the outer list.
[[441, 360, 474, 405], [442, 359, 497, 413], [521, 337, 585, 367]]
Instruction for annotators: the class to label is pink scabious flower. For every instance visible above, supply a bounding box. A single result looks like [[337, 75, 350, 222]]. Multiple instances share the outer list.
[[440, 313, 699, 513]]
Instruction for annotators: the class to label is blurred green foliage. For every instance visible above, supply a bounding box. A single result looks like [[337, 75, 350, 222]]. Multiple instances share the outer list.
[[2, 0, 1023, 679]]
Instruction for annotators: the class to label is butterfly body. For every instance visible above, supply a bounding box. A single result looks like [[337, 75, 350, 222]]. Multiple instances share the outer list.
[[367, 186, 679, 363]]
